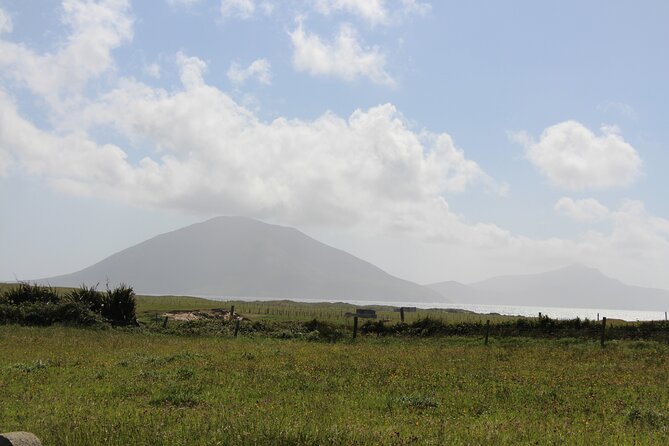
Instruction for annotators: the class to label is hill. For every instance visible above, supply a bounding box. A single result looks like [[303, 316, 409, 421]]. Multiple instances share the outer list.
[[43, 216, 444, 302], [428, 264, 669, 311]]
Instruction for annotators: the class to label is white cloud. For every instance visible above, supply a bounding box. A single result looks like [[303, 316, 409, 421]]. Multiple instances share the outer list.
[[314, 0, 430, 25], [144, 62, 161, 79], [315, 0, 388, 25], [220, 0, 255, 19], [227, 59, 271, 85], [176, 52, 207, 89], [289, 20, 394, 86], [555, 197, 610, 222], [0, 8, 13, 34], [1, 47, 494, 235], [0, 0, 133, 107], [512, 120, 642, 190]]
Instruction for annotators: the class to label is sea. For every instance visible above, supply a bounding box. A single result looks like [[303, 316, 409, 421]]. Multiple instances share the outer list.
[[206, 296, 668, 322]]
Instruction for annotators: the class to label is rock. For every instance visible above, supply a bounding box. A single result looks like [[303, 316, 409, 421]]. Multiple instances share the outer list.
[[0, 432, 42, 446]]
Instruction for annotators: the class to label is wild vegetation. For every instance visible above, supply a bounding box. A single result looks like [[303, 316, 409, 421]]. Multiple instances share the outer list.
[[1, 325, 668, 445], [0, 282, 136, 326], [1, 287, 668, 444]]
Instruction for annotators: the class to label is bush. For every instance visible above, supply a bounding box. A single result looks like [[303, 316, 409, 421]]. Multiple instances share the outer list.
[[0, 301, 103, 326], [0, 282, 136, 326], [66, 284, 106, 314], [103, 284, 136, 324], [1, 282, 61, 305]]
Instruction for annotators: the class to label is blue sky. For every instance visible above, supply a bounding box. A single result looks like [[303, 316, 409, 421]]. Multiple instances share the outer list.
[[1, 0, 668, 289]]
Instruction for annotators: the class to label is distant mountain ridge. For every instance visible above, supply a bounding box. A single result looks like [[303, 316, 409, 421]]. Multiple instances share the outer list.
[[43, 216, 444, 302], [428, 264, 669, 311]]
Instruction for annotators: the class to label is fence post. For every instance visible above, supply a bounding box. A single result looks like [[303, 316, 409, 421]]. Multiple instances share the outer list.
[[484, 320, 491, 346], [600, 317, 607, 347], [665, 312, 667, 321], [353, 316, 359, 339], [230, 305, 235, 318], [234, 318, 241, 337], [597, 313, 599, 322], [162, 316, 168, 328], [400, 307, 405, 323]]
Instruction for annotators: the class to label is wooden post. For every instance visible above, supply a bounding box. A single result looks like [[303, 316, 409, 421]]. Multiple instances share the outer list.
[[234, 318, 241, 337], [665, 312, 667, 321], [400, 307, 405, 323], [162, 316, 168, 328], [484, 320, 491, 346], [600, 317, 607, 347], [353, 316, 359, 339], [230, 305, 235, 318], [597, 313, 599, 322]]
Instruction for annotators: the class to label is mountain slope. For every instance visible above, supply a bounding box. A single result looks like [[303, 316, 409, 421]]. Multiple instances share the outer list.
[[429, 264, 669, 310], [44, 217, 444, 302]]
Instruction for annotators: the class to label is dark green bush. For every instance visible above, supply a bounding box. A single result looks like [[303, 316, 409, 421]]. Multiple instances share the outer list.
[[0, 301, 102, 326], [1, 282, 61, 305], [0, 282, 136, 326], [66, 284, 106, 314], [103, 284, 136, 324]]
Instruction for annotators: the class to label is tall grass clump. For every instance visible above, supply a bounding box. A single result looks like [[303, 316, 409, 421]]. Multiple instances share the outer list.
[[1, 282, 60, 305], [103, 283, 136, 325], [0, 282, 137, 326], [67, 284, 106, 314]]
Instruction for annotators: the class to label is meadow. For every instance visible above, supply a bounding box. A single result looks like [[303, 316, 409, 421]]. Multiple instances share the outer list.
[[1, 293, 668, 445]]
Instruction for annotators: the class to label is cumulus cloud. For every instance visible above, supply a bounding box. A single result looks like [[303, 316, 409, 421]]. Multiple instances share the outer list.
[[0, 0, 132, 107], [314, 0, 430, 25], [289, 20, 394, 86], [227, 59, 271, 85], [144, 62, 161, 79], [315, 0, 388, 25], [555, 197, 610, 222], [74, 67, 492, 228], [220, 0, 255, 19], [0, 8, 12, 34], [176, 52, 207, 89], [512, 120, 642, 190]]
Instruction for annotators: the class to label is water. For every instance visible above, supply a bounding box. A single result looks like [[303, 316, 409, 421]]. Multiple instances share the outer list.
[[204, 296, 668, 322]]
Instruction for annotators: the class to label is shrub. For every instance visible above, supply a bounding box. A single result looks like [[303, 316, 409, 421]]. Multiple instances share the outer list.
[[1, 282, 61, 305], [103, 284, 136, 324], [66, 284, 106, 314], [0, 301, 102, 326]]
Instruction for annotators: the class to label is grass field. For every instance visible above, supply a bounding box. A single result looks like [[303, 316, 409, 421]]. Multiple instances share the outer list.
[[1, 324, 668, 445]]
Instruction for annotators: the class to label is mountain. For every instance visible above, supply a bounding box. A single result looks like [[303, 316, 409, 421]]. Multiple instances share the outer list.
[[43, 216, 444, 302], [428, 264, 669, 311]]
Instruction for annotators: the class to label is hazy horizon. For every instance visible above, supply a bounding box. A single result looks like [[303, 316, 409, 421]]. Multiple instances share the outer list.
[[2, 1, 669, 293]]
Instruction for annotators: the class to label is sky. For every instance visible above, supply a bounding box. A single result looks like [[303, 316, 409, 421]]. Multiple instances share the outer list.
[[1, 0, 669, 290]]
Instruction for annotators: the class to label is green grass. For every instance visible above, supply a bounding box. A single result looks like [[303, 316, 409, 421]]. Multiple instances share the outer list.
[[134, 294, 527, 326], [1, 325, 668, 445]]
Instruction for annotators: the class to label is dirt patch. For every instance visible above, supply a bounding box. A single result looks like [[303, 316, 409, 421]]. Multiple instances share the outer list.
[[164, 309, 244, 322]]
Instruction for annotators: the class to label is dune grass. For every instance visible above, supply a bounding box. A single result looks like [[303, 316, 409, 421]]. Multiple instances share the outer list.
[[1, 325, 668, 445]]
